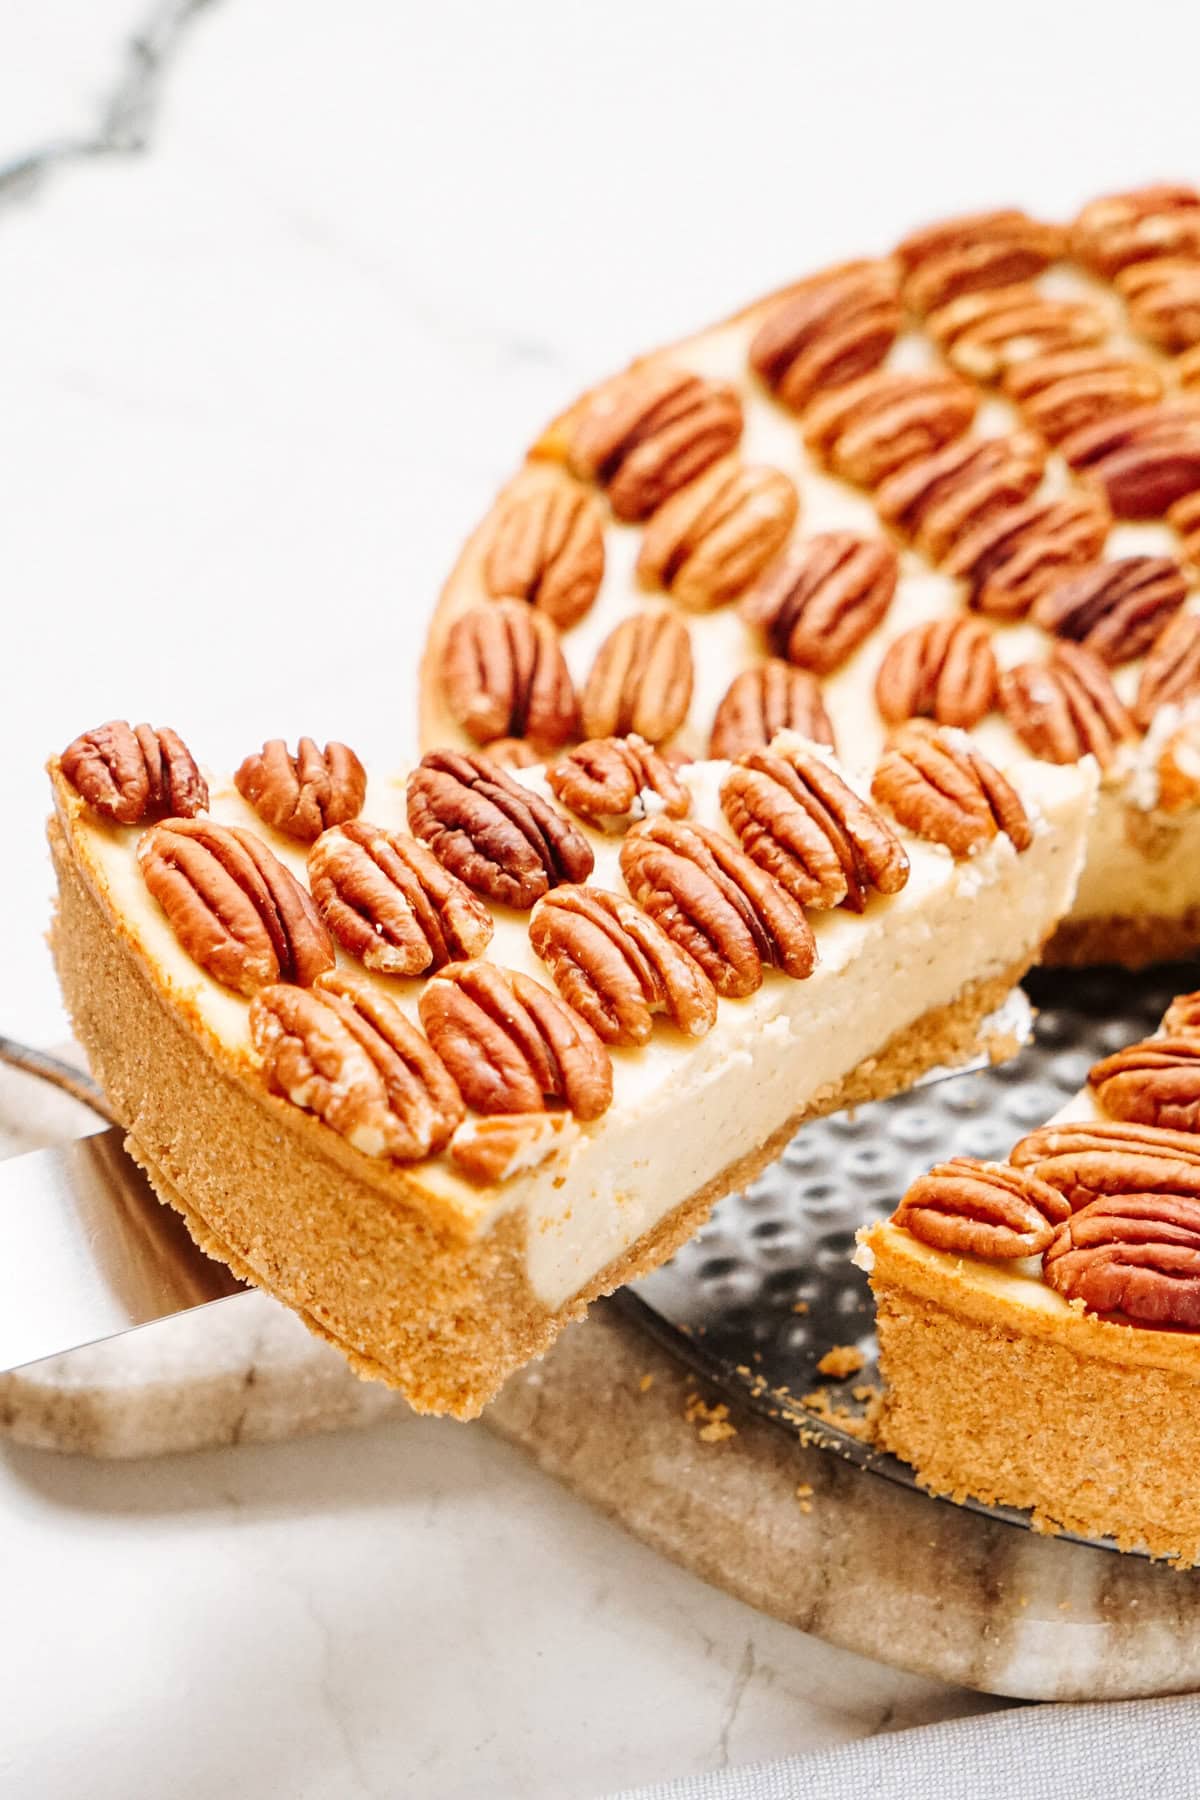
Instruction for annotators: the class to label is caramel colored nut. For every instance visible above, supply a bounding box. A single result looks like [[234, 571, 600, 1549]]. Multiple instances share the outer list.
[[1168, 489, 1200, 569], [482, 478, 606, 630], [581, 611, 693, 744], [1043, 1194, 1200, 1327], [308, 820, 493, 976], [1003, 347, 1164, 445], [1165, 992, 1200, 1035], [748, 261, 902, 411], [137, 817, 334, 996], [565, 364, 743, 521], [999, 643, 1137, 771], [546, 734, 689, 833], [709, 662, 835, 760], [619, 816, 815, 998], [871, 721, 1032, 858], [873, 432, 1045, 563], [1012, 1119, 1200, 1210], [1157, 716, 1200, 814], [1090, 1036, 1200, 1132], [893, 1157, 1069, 1259], [926, 283, 1106, 382], [478, 737, 543, 771], [1070, 185, 1200, 279], [1116, 257, 1200, 354], [1032, 556, 1187, 666], [1060, 402, 1200, 519], [636, 458, 799, 610], [894, 209, 1064, 313], [406, 749, 593, 911], [419, 961, 612, 1121], [874, 617, 998, 730], [60, 721, 207, 825], [804, 369, 977, 487], [530, 885, 717, 1045], [1134, 609, 1200, 730], [742, 533, 897, 674], [1177, 346, 1200, 394], [234, 738, 366, 844], [439, 599, 578, 750], [448, 1112, 578, 1184], [942, 492, 1111, 619]]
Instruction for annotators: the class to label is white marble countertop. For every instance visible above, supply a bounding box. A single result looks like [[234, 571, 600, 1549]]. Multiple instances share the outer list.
[[1, 3, 1195, 1792]]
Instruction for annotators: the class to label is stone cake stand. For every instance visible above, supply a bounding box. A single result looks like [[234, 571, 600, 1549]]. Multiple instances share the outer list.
[[4, 1060, 1200, 1702]]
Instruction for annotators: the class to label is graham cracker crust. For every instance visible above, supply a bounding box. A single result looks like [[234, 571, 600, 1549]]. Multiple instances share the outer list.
[[1045, 907, 1200, 970]]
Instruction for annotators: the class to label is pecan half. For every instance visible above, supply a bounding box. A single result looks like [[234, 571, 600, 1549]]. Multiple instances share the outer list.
[[418, 961, 612, 1121], [1116, 257, 1200, 354], [709, 662, 835, 759], [619, 816, 815, 997], [1090, 1036, 1200, 1131], [742, 533, 897, 674], [1032, 555, 1187, 665], [1177, 346, 1200, 394], [60, 721, 207, 825], [249, 971, 462, 1160], [581, 610, 693, 743], [478, 736, 543, 771], [439, 599, 578, 750], [872, 432, 1045, 563], [137, 818, 335, 995], [1043, 1194, 1200, 1327], [481, 477, 605, 629], [565, 364, 743, 521], [747, 261, 902, 410], [874, 617, 998, 730], [894, 209, 1064, 313], [234, 738, 366, 843], [1168, 490, 1200, 570], [1165, 992, 1200, 1035], [721, 744, 908, 912], [308, 820, 493, 975], [999, 643, 1137, 770], [636, 458, 798, 610], [893, 1157, 1069, 1259], [448, 1112, 578, 1184], [871, 721, 1032, 858], [545, 734, 689, 833], [926, 283, 1106, 382], [803, 369, 977, 487], [406, 750, 593, 910], [1071, 185, 1200, 279], [1158, 716, 1200, 813], [1134, 609, 1200, 729], [530, 885, 717, 1045], [941, 492, 1111, 619], [1060, 402, 1200, 518], [1003, 347, 1164, 444], [1012, 1119, 1200, 1209]]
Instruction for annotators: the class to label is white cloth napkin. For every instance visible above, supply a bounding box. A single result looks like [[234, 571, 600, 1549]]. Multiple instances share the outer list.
[[607, 1694, 1200, 1799]]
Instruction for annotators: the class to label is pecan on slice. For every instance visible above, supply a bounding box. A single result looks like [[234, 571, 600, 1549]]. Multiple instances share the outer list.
[[709, 661, 835, 760], [1157, 714, 1200, 814], [564, 364, 743, 521], [530, 885, 717, 1045], [234, 738, 366, 843], [418, 961, 612, 1121], [1043, 1194, 1200, 1327], [1003, 346, 1164, 444], [925, 283, 1106, 383], [439, 599, 578, 750], [1178, 346, 1200, 393], [999, 643, 1137, 770], [1165, 992, 1200, 1035], [448, 1112, 579, 1185], [741, 533, 897, 674], [803, 369, 977, 487], [250, 970, 462, 1160], [893, 1157, 1069, 1259], [1032, 555, 1188, 665], [1011, 1119, 1200, 1210], [581, 610, 693, 744], [1070, 185, 1200, 279], [874, 617, 998, 730], [721, 744, 908, 912], [60, 721, 208, 825], [137, 818, 335, 995], [1059, 402, 1200, 519], [1134, 609, 1200, 729], [481, 476, 605, 630], [871, 721, 1033, 858], [941, 491, 1111, 620], [748, 260, 902, 411], [1168, 489, 1200, 570], [308, 820, 493, 976], [1116, 257, 1200, 354], [546, 734, 689, 833], [873, 432, 1045, 563], [636, 457, 799, 610], [1090, 1036, 1200, 1131], [894, 209, 1065, 314], [619, 816, 815, 998], [478, 736, 543, 771], [406, 750, 593, 911]]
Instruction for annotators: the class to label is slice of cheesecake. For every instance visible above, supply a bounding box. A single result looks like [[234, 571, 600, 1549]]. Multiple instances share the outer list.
[[49, 719, 1094, 1417]]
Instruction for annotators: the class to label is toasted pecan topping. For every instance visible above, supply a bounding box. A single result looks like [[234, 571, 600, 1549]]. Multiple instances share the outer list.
[[1157, 713, 1200, 813], [1134, 609, 1200, 730], [565, 364, 743, 521], [448, 1112, 578, 1184], [478, 736, 544, 771], [530, 885, 717, 1046], [1090, 1035, 1200, 1132], [742, 533, 897, 674], [619, 816, 815, 998], [308, 820, 492, 976], [439, 599, 578, 750], [1178, 346, 1200, 393], [1002, 346, 1164, 445], [137, 817, 335, 996], [1165, 992, 1200, 1035], [1060, 402, 1200, 519], [748, 261, 902, 411], [872, 432, 1045, 563], [1070, 185, 1200, 279], [546, 734, 689, 833], [1012, 1119, 1200, 1210], [941, 491, 1111, 619], [803, 369, 977, 488], [1168, 489, 1200, 570], [234, 738, 366, 844], [709, 662, 835, 760], [875, 617, 998, 730], [406, 749, 593, 911], [581, 610, 693, 744], [1032, 556, 1188, 665], [894, 209, 1064, 313], [482, 477, 605, 630], [419, 961, 612, 1121], [1043, 1194, 1200, 1328], [60, 721, 207, 825], [999, 643, 1137, 770], [926, 283, 1106, 382], [636, 458, 799, 610], [893, 1157, 1069, 1259], [872, 721, 1032, 858], [1115, 257, 1200, 354]]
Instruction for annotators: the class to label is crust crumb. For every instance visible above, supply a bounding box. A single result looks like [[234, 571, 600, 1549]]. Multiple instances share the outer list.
[[816, 1344, 866, 1379], [684, 1392, 738, 1444]]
